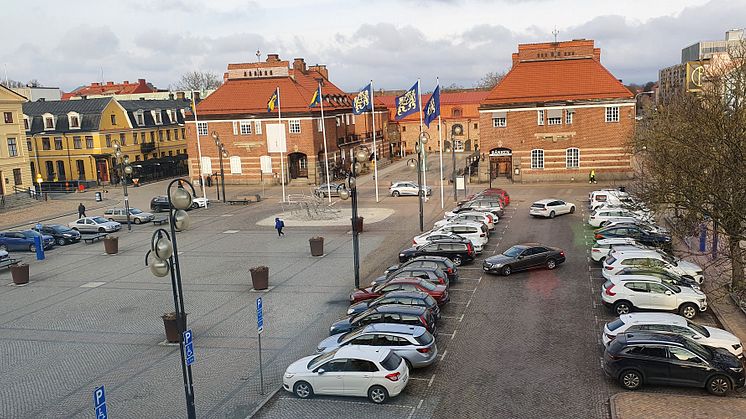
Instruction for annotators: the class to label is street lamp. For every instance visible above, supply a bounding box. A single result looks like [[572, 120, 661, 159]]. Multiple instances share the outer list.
[[210, 131, 229, 203], [450, 124, 463, 202], [407, 131, 429, 232], [338, 145, 370, 289], [144, 178, 197, 419], [112, 140, 133, 231]]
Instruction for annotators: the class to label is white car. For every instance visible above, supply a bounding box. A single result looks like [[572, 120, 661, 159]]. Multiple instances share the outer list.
[[433, 222, 488, 252], [283, 346, 409, 404], [389, 181, 432, 197], [588, 208, 648, 228], [192, 197, 209, 208], [591, 238, 638, 263], [603, 249, 704, 283], [529, 199, 575, 218], [434, 212, 494, 230], [601, 276, 707, 319], [68, 217, 121, 233], [602, 313, 743, 357], [412, 230, 464, 247], [589, 189, 629, 209]]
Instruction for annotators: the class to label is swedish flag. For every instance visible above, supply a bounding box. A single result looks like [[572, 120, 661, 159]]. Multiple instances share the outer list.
[[309, 86, 322, 108], [267, 89, 279, 112]]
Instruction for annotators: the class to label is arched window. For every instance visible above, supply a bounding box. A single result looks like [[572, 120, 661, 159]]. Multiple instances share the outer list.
[[530, 149, 544, 169], [452, 108, 463, 117]]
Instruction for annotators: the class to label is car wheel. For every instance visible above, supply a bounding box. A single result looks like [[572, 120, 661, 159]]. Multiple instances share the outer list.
[[707, 375, 731, 396], [452, 255, 463, 266], [134, 218, 142, 225], [569, 206, 575, 214], [56, 238, 66, 246], [501, 265, 512, 276], [546, 259, 557, 270], [191, 202, 199, 209], [293, 381, 313, 399], [392, 191, 400, 197], [98, 227, 106, 233], [619, 369, 642, 390], [549, 211, 555, 219], [600, 221, 609, 227], [679, 303, 698, 319], [368, 385, 389, 404], [29, 244, 36, 252], [419, 190, 425, 196], [599, 256, 606, 265], [108, 218, 115, 222], [613, 301, 632, 315], [0, 244, 7, 251], [71, 228, 79, 232], [405, 359, 413, 371]]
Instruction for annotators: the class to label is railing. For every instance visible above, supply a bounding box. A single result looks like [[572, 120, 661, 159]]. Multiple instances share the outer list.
[[140, 142, 156, 153]]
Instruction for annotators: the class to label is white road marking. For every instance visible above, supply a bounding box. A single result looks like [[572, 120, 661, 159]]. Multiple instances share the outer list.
[[428, 374, 436, 387], [222, 230, 239, 234], [417, 399, 424, 409], [459, 314, 465, 323], [451, 330, 457, 340], [80, 281, 105, 288]]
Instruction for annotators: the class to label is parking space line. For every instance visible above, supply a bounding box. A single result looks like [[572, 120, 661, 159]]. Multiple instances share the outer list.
[[440, 349, 448, 360], [451, 330, 456, 340], [466, 298, 472, 308], [407, 407, 416, 419], [439, 315, 460, 320], [428, 374, 436, 387], [459, 314, 464, 323], [417, 399, 424, 409], [408, 377, 430, 381], [276, 397, 415, 410], [448, 288, 477, 292]]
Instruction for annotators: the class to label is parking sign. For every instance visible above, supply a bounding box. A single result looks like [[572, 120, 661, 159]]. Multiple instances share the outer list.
[[183, 329, 195, 366], [93, 386, 107, 419], [256, 297, 264, 334]]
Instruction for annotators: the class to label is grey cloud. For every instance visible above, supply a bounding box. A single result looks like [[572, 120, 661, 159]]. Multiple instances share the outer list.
[[57, 25, 120, 60]]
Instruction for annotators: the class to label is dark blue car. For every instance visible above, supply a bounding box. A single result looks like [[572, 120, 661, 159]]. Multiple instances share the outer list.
[[0, 230, 54, 252]]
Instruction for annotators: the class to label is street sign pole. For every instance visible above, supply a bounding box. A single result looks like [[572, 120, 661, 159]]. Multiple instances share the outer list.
[[93, 386, 108, 419], [257, 297, 265, 395]]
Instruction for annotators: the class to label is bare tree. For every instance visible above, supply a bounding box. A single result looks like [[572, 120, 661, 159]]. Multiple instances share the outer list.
[[0, 79, 25, 88], [26, 79, 41, 87], [174, 71, 222, 91], [474, 71, 507, 89]]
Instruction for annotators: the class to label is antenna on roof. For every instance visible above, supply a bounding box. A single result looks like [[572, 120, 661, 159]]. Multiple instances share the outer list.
[[552, 27, 560, 44], [256, 49, 261, 62]]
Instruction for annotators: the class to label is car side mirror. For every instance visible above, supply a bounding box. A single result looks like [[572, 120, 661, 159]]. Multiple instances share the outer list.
[[317, 368, 326, 375], [692, 334, 701, 339], [517, 255, 524, 259], [665, 290, 672, 296]]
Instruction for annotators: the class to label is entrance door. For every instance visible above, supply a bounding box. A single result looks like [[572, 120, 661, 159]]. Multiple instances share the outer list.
[[288, 153, 308, 179], [96, 160, 109, 182], [454, 140, 464, 152]]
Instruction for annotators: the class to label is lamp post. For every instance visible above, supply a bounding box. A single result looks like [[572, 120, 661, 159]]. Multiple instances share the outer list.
[[450, 124, 463, 202], [210, 131, 228, 203], [145, 179, 197, 419], [407, 131, 429, 232], [112, 140, 133, 231], [338, 145, 371, 289]]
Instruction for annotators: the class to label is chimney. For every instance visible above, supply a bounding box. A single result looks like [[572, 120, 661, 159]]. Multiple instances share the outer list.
[[91, 82, 100, 87], [137, 78, 146, 85], [309, 64, 329, 80], [123, 80, 130, 84], [266, 54, 280, 63], [293, 58, 307, 74], [106, 81, 114, 86], [176, 91, 185, 100], [193, 91, 201, 102], [168, 93, 174, 100], [511, 52, 520, 67]]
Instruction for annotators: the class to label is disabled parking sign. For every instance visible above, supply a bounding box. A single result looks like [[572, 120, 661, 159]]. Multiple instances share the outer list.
[[184, 329, 195, 366], [93, 386, 107, 419]]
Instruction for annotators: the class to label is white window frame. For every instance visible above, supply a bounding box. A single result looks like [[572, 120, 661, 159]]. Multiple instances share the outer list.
[[289, 119, 301, 134], [23, 114, 30, 131], [336, 116, 341, 127], [565, 109, 574, 125], [229, 156, 242, 174], [254, 120, 262, 134], [547, 116, 562, 125], [43, 113, 55, 130], [351, 114, 355, 125], [67, 112, 81, 129], [317, 118, 323, 132], [566, 147, 580, 168], [135, 110, 145, 126], [152, 109, 163, 125], [197, 122, 208, 136], [492, 117, 506, 127], [537, 110, 544, 126], [240, 120, 252, 135], [605, 106, 620, 123], [530, 149, 544, 169], [200, 156, 212, 174], [232, 121, 238, 135], [345, 114, 350, 125]]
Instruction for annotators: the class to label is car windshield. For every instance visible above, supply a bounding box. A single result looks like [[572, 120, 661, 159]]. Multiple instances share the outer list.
[[683, 338, 712, 360], [92, 217, 109, 223], [668, 284, 682, 293], [418, 280, 436, 291], [503, 246, 525, 257], [307, 349, 339, 370], [606, 318, 626, 331], [687, 321, 711, 338], [415, 331, 434, 346], [339, 327, 366, 343], [424, 295, 437, 306], [380, 351, 403, 371], [130, 209, 143, 215], [24, 230, 42, 237], [51, 225, 69, 233], [606, 255, 617, 265]]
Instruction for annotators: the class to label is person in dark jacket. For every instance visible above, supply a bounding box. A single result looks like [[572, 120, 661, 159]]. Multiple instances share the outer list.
[[78, 203, 86, 218], [275, 217, 285, 237]]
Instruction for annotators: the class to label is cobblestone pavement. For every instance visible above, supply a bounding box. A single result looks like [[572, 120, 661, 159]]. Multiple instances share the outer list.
[[610, 393, 746, 419]]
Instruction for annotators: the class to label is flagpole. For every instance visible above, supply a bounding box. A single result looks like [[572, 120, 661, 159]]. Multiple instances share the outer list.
[[417, 79, 426, 192], [436, 78, 444, 209], [191, 94, 208, 200], [319, 83, 332, 203], [278, 87, 286, 203], [370, 81, 379, 203]]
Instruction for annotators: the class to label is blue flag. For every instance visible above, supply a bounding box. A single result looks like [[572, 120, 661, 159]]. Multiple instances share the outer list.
[[352, 83, 373, 115], [309, 85, 321, 108], [267, 88, 279, 112], [395, 82, 420, 120], [423, 86, 440, 128]]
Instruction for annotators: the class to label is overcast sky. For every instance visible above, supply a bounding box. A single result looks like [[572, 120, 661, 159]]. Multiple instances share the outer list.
[[2, 0, 745, 92]]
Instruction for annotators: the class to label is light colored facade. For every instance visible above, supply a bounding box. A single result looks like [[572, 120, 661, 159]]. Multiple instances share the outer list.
[[0, 85, 33, 194], [11, 86, 62, 102]]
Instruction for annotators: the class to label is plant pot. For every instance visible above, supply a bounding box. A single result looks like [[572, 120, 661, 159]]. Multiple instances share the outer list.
[[309, 237, 324, 256], [250, 266, 269, 290], [11, 263, 29, 285], [103, 236, 119, 254], [162, 312, 188, 343], [351, 217, 364, 233]]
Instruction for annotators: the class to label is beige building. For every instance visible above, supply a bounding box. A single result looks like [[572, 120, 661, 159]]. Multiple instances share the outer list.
[[0, 85, 32, 195]]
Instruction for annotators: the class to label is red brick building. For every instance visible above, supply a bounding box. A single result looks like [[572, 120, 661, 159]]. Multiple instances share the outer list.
[[185, 54, 388, 185], [479, 39, 635, 182], [62, 79, 159, 100]]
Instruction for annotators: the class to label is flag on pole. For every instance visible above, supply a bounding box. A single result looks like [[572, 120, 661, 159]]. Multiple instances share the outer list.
[[423, 85, 440, 128], [309, 86, 322, 108], [352, 83, 373, 115], [395, 82, 420, 120], [267, 88, 279, 112]]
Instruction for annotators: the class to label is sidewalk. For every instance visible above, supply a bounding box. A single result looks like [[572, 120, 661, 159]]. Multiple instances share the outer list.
[[0, 188, 122, 230]]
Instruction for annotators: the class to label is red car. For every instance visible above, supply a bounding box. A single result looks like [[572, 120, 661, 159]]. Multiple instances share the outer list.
[[480, 188, 510, 206], [350, 277, 449, 305]]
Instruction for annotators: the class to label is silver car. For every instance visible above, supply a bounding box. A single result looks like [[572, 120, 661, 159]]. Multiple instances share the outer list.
[[104, 208, 155, 224], [316, 323, 438, 368], [68, 217, 121, 233], [390, 181, 432, 197]]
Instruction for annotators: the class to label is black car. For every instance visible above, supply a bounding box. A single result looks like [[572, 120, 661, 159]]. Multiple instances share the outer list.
[[483, 243, 566, 276], [329, 304, 436, 335], [385, 256, 459, 283], [33, 224, 81, 246], [614, 267, 699, 289], [370, 266, 449, 287], [595, 225, 672, 248], [399, 239, 475, 266], [603, 332, 745, 396], [346, 290, 441, 319], [150, 195, 198, 212]]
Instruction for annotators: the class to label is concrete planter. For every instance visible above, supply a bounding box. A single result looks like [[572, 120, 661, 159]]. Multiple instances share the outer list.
[[250, 266, 269, 290], [162, 312, 188, 343], [103, 236, 119, 254], [352, 217, 364, 233], [309, 237, 324, 256], [11, 263, 29, 285]]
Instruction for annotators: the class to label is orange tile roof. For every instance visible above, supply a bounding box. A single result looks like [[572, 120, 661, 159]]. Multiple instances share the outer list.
[[63, 79, 157, 100], [196, 69, 349, 116], [482, 58, 633, 107]]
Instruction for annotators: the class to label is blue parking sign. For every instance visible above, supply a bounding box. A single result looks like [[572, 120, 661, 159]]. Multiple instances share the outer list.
[[256, 297, 264, 334], [183, 329, 195, 365], [93, 386, 107, 419]]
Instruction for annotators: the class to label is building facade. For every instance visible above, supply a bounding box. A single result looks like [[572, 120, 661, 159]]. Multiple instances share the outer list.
[[0, 85, 33, 195], [186, 54, 389, 186], [11, 86, 62, 102], [479, 39, 635, 182], [62, 79, 159, 100]]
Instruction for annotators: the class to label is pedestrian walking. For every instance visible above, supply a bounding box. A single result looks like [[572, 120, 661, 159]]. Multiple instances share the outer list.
[[275, 217, 285, 237], [78, 203, 86, 218], [589, 169, 597, 184]]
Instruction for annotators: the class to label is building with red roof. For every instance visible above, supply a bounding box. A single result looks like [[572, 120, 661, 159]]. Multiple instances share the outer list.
[[186, 54, 388, 185], [62, 79, 159, 100], [479, 39, 635, 182]]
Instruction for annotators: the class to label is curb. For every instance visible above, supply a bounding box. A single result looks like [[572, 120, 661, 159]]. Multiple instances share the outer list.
[[244, 385, 282, 419], [608, 393, 621, 419]]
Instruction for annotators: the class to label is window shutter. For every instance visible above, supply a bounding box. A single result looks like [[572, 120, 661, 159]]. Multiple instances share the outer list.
[[254, 121, 262, 134], [232, 121, 238, 135], [200, 157, 212, 174], [229, 156, 242, 174]]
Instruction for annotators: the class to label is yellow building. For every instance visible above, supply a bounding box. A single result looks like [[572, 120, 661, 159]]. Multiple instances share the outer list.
[[0, 85, 32, 195], [23, 98, 190, 186]]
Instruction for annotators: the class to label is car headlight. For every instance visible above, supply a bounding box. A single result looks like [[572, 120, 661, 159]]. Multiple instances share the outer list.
[[347, 308, 354, 315], [730, 367, 743, 373], [63, 233, 72, 237], [733, 344, 742, 350], [330, 326, 335, 332], [284, 372, 295, 379], [399, 254, 405, 257]]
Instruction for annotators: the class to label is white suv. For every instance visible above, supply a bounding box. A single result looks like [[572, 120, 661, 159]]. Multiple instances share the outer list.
[[602, 313, 743, 357], [434, 211, 494, 231], [433, 222, 488, 252], [588, 208, 648, 228], [591, 238, 638, 263], [601, 276, 707, 319], [390, 181, 432, 197], [603, 249, 704, 284]]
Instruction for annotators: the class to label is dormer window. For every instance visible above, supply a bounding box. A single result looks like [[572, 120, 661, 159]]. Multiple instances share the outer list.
[[171, 109, 178, 123], [43, 113, 55, 130], [135, 110, 145, 126], [23, 115, 30, 131], [68, 112, 81, 129], [152, 110, 162, 125]]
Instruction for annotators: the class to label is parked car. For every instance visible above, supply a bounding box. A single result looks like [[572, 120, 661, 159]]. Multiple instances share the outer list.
[[589, 189, 630, 209], [597, 220, 668, 235], [370, 266, 449, 287], [314, 183, 346, 198], [0, 249, 9, 260], [483, 243, 566, 276], [329, 304, 437, 335], [603, 332, 745, 395], [104, 207, 155, 224], [456, 199, 504, 218], [283, 346, 409, 403], [399, 239, 476, 266], [529, 199, 575, 218], [446, 204, 504, 219], [389, 181, 432, 197], [601, 276, 707, 319], [412, 230, 465, 247], [591, 238, 638, 263], [350, 277, 449, 305], [0, 230, 54, 252], [150, 195, 209, 212], [594, 225, 672, 248], [317, 324, 438, 369], [588, 208, 649, 228], [431, 222, 488, 252], [68, 217, 121, 233], [477, 188, 510, 206], [347, 291, 441, 319], [602, 313, 743, 357], [33, 224, 81, 246], [611, 267, 700, 290], [434, 211, 494, 231], [384, 256, 458, 283], [603, 249, 704, 284]]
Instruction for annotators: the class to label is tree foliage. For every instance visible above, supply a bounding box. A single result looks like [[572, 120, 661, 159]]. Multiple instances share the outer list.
[[474, 71, 507, 89], [174, 71, 222, 91]]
